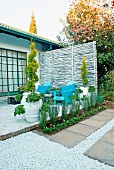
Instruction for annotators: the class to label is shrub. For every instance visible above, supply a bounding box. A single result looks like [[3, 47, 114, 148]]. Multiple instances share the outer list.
[[14, 105, 25, 116], [25, 41, 39, 92], [80, 56, 88, 87], [43, 128, 52, 134]]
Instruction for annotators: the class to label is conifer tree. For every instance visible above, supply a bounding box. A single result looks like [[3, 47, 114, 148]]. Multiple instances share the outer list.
[[81, 56, 88, 87], [25, 41, 39, 92], [29, 12, 37, 34]]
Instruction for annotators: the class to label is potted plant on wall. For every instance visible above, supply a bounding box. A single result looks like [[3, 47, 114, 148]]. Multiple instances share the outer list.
[[15, 41, 43, 123]]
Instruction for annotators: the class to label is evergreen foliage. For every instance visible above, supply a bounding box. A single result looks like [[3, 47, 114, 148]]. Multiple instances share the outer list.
[[25, 41, 39, 92], [80, 56, 88, 87], [29, 12, 37, 34]]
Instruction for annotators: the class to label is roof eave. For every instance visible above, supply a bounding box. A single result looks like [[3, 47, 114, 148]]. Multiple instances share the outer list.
[[0, 25, 59, 47]]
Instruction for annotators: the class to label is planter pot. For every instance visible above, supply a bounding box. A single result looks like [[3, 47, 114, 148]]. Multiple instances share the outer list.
[[80, 87, 89, 96], [21, 92, 29, 105], [15, 114, 25, 120], [97, 95, 103, 104], [80, 87, 89, 109], [21, 92, 42, 123], [24, 100, 42, 123], [80, 86, 89, 100], [8, 96, 21, 105]]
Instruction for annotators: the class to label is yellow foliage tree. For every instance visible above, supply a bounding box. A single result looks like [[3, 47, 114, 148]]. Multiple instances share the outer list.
[[62, 0, 113, 43], [57, 0, 114, 86], [29, 12, 37, 34]]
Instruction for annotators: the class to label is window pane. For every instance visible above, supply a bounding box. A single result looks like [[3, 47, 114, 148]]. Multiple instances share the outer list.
[[22, 72, 26, 79], [3, 86, 7, 92], [18, 72, 22, 78], [8, 65, 12, 71], [13, 72, 17, 79], [2, 50, 6, 56], [18, 53, 22, 58], [14, 85, 18, 91], [8, 57, 12, 64], [0, 73, 2, 79], [8, 79, 13, 85], [2, 57, 7, 64], [13, 52, 17, 58], [18, 66, 22, 71], [0, 63, 2, 70], [13, 78, 17, 84], [8, 72, 13, 79], [0, 49, 2, 56], [19, 79, 22, 84], [8, 50, 12, 57], [9, 85, 13, 91], [0, 86, 2, 92], [18, 60, 22, 66], [3, 79, 7, 85], [13, 65, 17, 71], [22, 53, 26, 59], [2, 72, 7, 79], [23, 78, 26, 85], [13, 59, 17, 65]]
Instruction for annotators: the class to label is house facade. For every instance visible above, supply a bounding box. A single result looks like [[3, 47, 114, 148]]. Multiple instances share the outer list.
[[0, 23, 60, 96]]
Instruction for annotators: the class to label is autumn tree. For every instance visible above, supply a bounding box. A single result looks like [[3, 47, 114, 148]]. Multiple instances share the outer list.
[[29, 11, 37, 34], [58, 0, 114, 86], [61, 0, 113, 43]]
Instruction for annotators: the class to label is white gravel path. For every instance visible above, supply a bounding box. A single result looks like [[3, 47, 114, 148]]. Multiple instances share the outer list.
[[0, 118, 114, 170]]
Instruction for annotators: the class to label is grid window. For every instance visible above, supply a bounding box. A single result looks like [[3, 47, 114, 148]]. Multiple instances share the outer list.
[[0, 48, 27, 94]]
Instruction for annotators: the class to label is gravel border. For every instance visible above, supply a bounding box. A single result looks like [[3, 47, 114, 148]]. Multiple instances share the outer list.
[[0, 118, 114, 170]]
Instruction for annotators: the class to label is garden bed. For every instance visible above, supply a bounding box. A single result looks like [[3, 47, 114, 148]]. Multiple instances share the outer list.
[[36, 106, 106, 135], [102, 100, 114, 109]]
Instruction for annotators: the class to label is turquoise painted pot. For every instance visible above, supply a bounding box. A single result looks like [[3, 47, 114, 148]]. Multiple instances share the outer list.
[[97, 95, 103, 104]]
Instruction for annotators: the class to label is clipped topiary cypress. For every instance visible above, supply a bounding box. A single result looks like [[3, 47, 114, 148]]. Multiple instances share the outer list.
[[80, 56, 88, 87], [25, 41, 39, 92]]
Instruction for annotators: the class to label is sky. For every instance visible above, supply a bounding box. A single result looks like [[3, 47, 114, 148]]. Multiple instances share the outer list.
[[0, 0, 71, 42]]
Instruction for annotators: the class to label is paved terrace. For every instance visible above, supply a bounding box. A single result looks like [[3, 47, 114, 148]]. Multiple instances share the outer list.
[[0, 100, 114, 168]]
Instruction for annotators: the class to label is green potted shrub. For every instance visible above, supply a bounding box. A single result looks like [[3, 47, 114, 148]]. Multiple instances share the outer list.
[[19, 41, 43, 123], [26, 92, 44, 103]]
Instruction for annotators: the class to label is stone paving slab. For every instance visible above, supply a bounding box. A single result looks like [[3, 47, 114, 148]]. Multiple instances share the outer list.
[[66, 124, 97, 137], [0, 105, 39, 140], [85, 140, 114, 167], [98, 109, 114, 117], [100, 131, 114, 145], [90, 114, 113, 122], [110, 127, 114, 132], [48, 130, 86, 148], [79, 118, 106, 128], [85, 127, 114, 167]]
